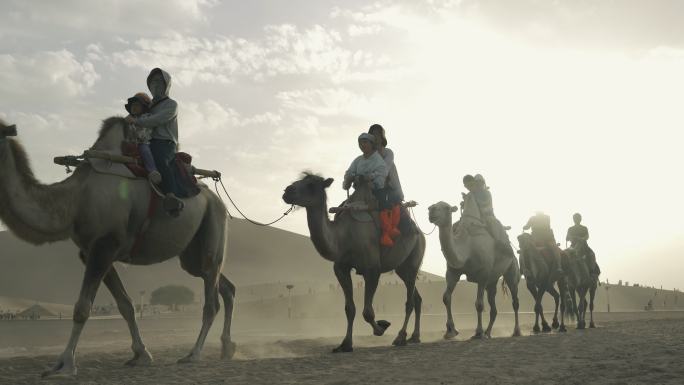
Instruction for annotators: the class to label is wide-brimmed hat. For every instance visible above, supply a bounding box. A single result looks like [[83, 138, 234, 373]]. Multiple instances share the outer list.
[[368, 124, 387, 146], [125, 92, 152, 113]]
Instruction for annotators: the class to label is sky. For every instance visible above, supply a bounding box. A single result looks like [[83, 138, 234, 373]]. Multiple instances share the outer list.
[[1, 0, 683, 289]]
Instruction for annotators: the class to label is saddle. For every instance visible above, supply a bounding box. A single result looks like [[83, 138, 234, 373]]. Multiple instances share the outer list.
[[120, 141, 201, 198]]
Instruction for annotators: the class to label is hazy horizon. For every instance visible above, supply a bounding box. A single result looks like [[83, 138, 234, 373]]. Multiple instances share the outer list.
[[1, 0, 683, 289]]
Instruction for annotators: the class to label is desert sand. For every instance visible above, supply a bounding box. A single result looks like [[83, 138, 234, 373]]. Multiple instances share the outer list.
[[1, 311, 682, 385]]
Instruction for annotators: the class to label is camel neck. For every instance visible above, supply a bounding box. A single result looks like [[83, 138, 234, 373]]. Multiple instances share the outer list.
[[437, 221, 465, 269], [305, 199, 340, 263], [0, 139, 81, 244]]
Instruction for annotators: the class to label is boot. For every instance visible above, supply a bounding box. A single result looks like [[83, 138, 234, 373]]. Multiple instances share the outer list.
[[148, 170, 162, 185], [163, 193, 184, 217], [379, 210, 394, 247], [389, 205, 401, 238]]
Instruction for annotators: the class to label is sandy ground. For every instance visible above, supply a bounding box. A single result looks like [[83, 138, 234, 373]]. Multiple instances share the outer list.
[[0, 311, 683, 385]]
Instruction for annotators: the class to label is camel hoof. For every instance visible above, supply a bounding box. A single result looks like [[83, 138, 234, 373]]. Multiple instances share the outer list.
[[552, 319, 560, 329], [512, 328, 522, 337], [589, 322, 596, 329], [374, 320, 391, 336], [470, 332, 485, 340], [41, 356, 77, 378], [542, 324, 552, 333], [177, 353, 200, 364], [332, 343, 353, 353], [532, 325, 541, 333], [559, 325, 567, 333], [221, 341, 237, 360], [443, 329, 459, 340], [408, 334, 421, 344], [392, 331, 408, 346], [124, 350, 154, 367]]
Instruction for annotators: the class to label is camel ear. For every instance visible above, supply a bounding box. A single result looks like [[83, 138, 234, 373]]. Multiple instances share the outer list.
[[450, 206, 458, 213], [323, 178, 334, 188]]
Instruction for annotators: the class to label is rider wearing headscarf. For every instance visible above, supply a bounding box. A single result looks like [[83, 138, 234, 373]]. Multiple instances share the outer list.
[[472, 174, 515, 260]]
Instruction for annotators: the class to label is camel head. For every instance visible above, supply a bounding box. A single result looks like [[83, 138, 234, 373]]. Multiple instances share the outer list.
[[283, 172, 334, 207], [427, 201, 458, 227], [517, 232, 535, 250], [0, 120, 18, 140]]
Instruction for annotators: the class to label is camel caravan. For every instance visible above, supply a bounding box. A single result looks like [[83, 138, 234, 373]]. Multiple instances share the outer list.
[[0, 68, 600, 376]]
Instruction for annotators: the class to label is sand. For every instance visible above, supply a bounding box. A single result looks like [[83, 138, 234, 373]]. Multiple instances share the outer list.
[[0, 311, 682, 385]]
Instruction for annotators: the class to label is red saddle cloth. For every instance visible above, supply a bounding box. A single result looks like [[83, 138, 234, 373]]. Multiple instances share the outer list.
[[121, 142, 199, 194]]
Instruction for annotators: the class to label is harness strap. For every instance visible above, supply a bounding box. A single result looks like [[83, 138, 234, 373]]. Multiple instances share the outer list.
[[130, 189, 159, 258]]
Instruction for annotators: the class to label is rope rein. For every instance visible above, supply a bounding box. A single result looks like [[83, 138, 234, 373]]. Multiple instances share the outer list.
[[408, 206, 437, 236], [213, 176, 294, 227]]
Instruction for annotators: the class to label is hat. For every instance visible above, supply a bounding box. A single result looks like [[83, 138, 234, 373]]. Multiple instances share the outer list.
[[368, 124, 388, 146], [358, 132, 376, 143], [125, 92, 152, 114]]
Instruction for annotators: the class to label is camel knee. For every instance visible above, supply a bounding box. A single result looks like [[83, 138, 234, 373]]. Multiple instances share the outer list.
[[203, 301, 219, 319], [442, 292, 451, 307], [475, 300, 484, 313], [414, 293, 422, 308], [344, 303, 356, 319], [534, 303, 543, 314], [73, 298, 92, 324]]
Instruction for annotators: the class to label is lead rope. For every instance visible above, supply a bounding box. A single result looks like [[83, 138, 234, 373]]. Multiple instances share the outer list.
[[213, 176, 294, 226], [408, 206, 436, 236]]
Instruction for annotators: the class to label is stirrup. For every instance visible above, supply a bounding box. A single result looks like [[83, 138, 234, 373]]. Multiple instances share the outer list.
[[163, 193, 184, 217]]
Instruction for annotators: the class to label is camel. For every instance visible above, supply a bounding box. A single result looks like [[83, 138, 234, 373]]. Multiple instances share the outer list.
[[427, 197, 521, 339], [563, 240, 600, 329], [516, 233, 568, 333], [282, 173, 426, 352], [0, 118, 236, 377]]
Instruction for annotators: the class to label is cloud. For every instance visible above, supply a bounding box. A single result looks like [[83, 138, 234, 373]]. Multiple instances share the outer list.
[[0, 0, 217, 36], [0, 50, 99, 105], [110, 24, 389, 86]]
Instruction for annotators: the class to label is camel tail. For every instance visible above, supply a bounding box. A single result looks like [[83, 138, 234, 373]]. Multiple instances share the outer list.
[[502, 279, 509, 298]]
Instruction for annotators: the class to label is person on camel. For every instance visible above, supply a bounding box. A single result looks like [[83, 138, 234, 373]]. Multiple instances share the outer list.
[[566, 213, 600, 275], [471, 174, 516, 261], [342, 133, 395, 247], [368, 124, 406, 237], [124, 92, 161, 185], [523, 211, 563, 274], [125, 68, 183, 216]]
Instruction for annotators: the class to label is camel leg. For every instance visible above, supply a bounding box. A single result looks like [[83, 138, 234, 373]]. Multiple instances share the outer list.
[[504, 260, 521, 337], [362, 268, 390, 337], [589, 283, 597, 328], [443, 267, 460, 339], [547, 285, 560, 329], [576, 288, 587, 329], [393, 266, 418, 346], [472, 283, 486, 339], [218, 274, 237, 359], [484, 283, 497, 338], [42, 235, 118, 377], [408, 288, 422, 343], [558, 279, 568, 332], [104, 267, 153, 366], [527, 282, 541, 333], [76, 252, 152, 367], [534, 285, 549, 333], [178, 272, 220, 363], [333, 263, 355, 353]]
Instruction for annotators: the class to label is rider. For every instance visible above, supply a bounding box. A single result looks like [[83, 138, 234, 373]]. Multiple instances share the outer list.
[[523, 212, 563, 274], [343, 133, 393, 246], [472, 174, 516, 260], [566, 213, 600, 275], [368, 124, 404, 237], [125, 68, 183, 216], [124, 92, 161, 184]]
